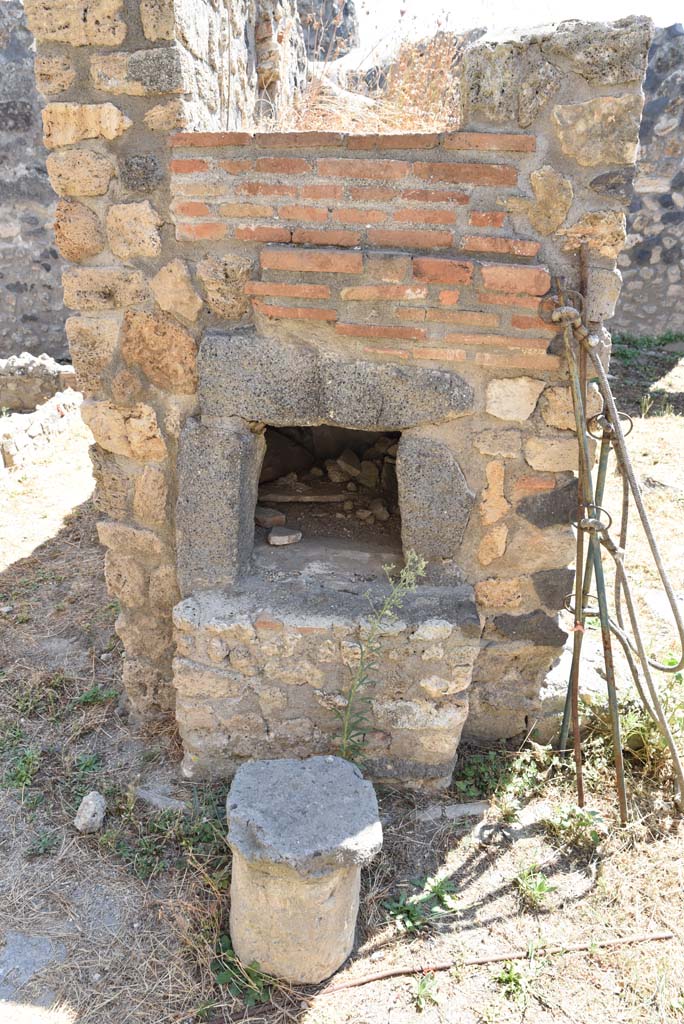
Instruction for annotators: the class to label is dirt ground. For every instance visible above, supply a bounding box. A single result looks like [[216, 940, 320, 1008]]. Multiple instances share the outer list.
[[0, 339, 683, 1024]]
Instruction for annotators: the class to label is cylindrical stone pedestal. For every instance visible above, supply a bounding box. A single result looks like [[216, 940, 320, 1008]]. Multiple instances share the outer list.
[[226, 755, 382, 984]]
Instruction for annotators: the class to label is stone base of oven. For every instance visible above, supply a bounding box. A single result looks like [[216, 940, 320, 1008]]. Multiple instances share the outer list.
[[172, 573, 483, 789]]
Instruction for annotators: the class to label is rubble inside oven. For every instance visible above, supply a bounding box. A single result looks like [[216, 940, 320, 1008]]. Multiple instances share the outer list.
[[255, 428, 401, 546]]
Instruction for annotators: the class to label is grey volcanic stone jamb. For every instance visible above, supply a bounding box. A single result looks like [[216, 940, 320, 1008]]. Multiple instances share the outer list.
[[227, 756, 382, 874], [493, 610, 569, 646], [176, 417, 264, 597], [199, 328, 474, 429], [397, 433, 475, 562], [532, 568, 576, 609]]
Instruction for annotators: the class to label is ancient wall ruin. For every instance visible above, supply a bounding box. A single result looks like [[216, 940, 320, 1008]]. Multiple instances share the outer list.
[[0, 0, 67, 359], [613, 23, 684, 337], [25, 4, 652, 785]]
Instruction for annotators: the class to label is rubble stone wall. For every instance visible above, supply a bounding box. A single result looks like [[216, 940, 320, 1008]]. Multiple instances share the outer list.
[[26, 7, 651, 774], [613, 24, 684, 337], [0, 0, 67, 359]]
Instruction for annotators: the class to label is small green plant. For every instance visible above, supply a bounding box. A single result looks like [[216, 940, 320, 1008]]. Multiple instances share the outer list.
[[545, 805, 606, 849], [337, 550, 426, 762], [27, 831, 60, 858], [384, 874, 458, 932], [413, 972, 439, 1012], [515, 864, 557, 911], [211, 936, 272, 1006], [74, 752, 103, 775], [4, 748, 41, 793], [72, 686, 119, 707], [640, 392, 654, 418], [496, 961, 526, 1002]]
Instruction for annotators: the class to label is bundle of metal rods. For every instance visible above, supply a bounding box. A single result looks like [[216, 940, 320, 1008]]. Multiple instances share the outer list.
[[549, 279, 684, 823]]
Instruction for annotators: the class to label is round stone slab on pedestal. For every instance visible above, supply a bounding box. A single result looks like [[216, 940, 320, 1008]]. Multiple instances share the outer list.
[[226, 755, 382, 983]]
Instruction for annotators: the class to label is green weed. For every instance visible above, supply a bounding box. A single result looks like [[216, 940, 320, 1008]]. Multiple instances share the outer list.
[[413, 972, 439, 1012], [384, 873, 458, 932], [496, 961, 527, 1002], [211, 935, 272, 1006], [544, 805, 606, 849], [515, 864, 557, 911], [337, 550, 426, 762], [27, 831, 60, 858], [4, 748, 41, 792], [72, 686, 119, 707]]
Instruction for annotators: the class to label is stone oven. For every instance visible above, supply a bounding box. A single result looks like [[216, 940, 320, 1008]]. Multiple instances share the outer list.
[[24, 1, 653, 787]]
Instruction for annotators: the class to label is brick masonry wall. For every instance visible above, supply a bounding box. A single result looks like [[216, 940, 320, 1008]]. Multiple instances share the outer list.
[[613, 24, 684, 337], [0, 0, 67, 359], [25, 7, 652, 755]]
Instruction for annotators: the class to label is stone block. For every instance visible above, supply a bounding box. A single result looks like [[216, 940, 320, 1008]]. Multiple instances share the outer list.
[[478, 523, 508, 566], [197, 254, 253, 318], [121, 311, 197, 394], [106, 201, 162, 260], [133, 465, 168, 524], [65, 316, 119, 394], [539, 384, 602, 431], [507, 165, 573, 235], [541, 16, 652, 84], [486, 377, 545, 421], [585, 267, 623, 323], [227, 756, 382, 983], [62, 267, 148, 311], [200, 329, 321, 424], [90, 48, 186, 95], [479, 460, 510, 526], [475, 577, 524, 611], [42, 102, 131, 148], [492, 610, 568, 647], [34, 55, 76, 95], [24, 0, 126, 46], [553, 95, 643, 167], [532, 567, 575, 609], [176, 417, 264, 596], [46, 149, 116, 197], [104, 550, 148, 607], [82, 400, 166, 461], [120, 154, 164, 193], [54, 201, 105, 262], [398, 433, 474, 561], [96, 520, 164, 560], [140, 0, 175, 40], [524, 436, 584, 472], [123, 657, 171, 713], [150, 260, 202, 323], [559, 211, 626, 261], [516, 479, 578, 528]]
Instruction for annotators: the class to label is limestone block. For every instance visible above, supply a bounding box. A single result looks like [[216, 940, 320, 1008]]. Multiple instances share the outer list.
[[24, 0, 126, 46], [227, 756, 382, 984], [149, 564, 180, 609], [90, 48, 186, 95], [524, 436, 585, 472], [63, 267, 148, 311], [541, 16, 652, 84], [65, 316, 119, 393], [54, 201, 104, 262], [121, 311, 197, 393], [90, 448, 134, 519], [480, 460, 510, 526], [96, 520, 164, 560], [585, 267, 623, 322], [398, 433, 474, 561], [133, 465, 168, 524], [558, 211, 626, 261], [82, 400, 167, 461], [473, 429, 522, 458], [42, 102, 132, 148], [144, 99, 185, 130], [116, 607, 173, 662], [475, 577, 524, 611], [462, 37, 561, 127], [539, 384, 602, 431], [150, 260, 202, 324], [486, 377, 545, 421], [478, 523, 508, 566], [176, 418, 264, 595], [104, 550, 148, 607], [106, 201, 162, 260], [553, 95, 643, 167], [197, 254, 253, 319], [507, 166, 573, 235], [35, 55, 76, 96], [46, 149, 116, 197], [123, 657, 170, 712], [140, 0, 175, 40], [110, 368, 144, 404]]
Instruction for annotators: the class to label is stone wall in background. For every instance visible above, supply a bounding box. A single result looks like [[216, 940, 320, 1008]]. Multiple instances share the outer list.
[[0, 0, 67, 360], [297, 0, 359, 60], [613, 24, 684, 337]]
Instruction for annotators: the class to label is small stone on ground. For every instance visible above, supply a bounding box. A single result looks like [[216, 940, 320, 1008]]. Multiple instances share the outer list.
[[74, 790, 107, 833], [255, 505, 286, 528], [267, 526, 302, 546]]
